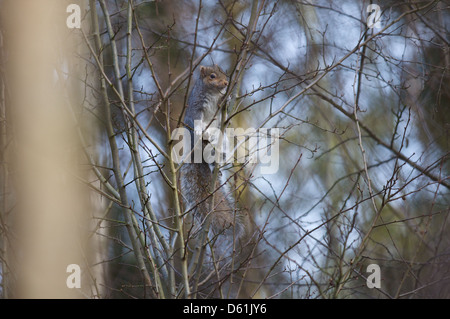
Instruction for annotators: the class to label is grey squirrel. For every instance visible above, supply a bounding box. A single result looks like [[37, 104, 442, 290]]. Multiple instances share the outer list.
[[179, 65, 247, 239]]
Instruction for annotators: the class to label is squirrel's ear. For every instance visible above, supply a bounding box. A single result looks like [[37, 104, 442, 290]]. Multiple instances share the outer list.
[[199, 65, 207, 78]]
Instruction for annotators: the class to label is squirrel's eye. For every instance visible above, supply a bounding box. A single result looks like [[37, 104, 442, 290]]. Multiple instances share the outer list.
[[210, 73, 216, 79]]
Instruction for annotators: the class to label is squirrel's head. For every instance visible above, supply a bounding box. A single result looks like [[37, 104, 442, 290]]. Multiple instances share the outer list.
[[199, 65, 228, 94]]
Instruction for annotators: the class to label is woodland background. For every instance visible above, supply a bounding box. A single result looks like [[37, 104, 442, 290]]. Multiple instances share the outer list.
[[0, 0, 449, 299]]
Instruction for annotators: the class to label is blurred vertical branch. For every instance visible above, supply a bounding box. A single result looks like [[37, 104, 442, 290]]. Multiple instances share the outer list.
[[0, 26, 10, 298], [1, 0, 94, 298]]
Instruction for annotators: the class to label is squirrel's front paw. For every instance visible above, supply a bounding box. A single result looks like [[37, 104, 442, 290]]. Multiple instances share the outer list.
[[195, 128, 212, 142], [203, 129, 213, 141], [194, 127, 203, 138]]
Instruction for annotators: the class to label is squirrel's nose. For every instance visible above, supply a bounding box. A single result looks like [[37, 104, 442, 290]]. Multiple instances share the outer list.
[[223, 80, 228, 86]]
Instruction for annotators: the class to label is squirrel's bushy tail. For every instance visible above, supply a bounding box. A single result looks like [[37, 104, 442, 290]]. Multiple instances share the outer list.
[[180, 162, 246, 239]]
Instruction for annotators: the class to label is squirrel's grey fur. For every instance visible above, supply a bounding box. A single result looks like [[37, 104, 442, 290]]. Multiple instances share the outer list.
[[179, 65, 246, 239]]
